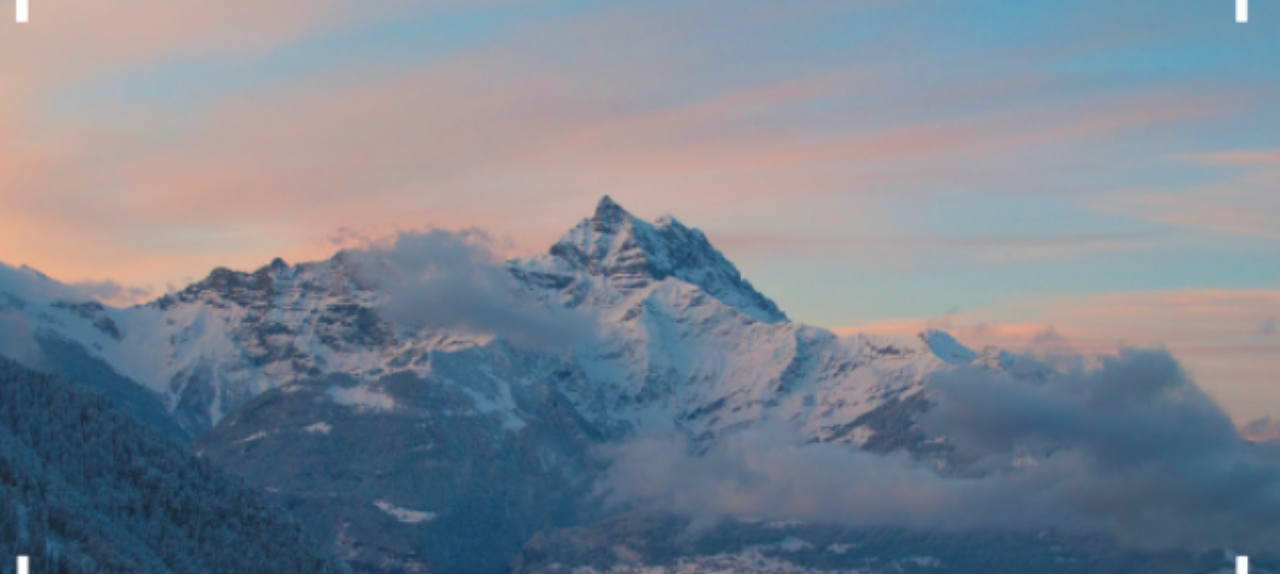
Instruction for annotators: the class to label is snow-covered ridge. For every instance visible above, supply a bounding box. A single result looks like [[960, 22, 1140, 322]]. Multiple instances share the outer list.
[[2, 196, 1036, 441]]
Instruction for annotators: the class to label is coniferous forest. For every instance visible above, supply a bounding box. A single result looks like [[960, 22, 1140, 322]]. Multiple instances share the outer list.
[[0, 357, 346, 574]]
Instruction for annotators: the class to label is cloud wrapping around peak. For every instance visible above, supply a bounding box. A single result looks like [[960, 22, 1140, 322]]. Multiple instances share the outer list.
[[339, 228, 593, 350], [600, 348, 1280, 552]]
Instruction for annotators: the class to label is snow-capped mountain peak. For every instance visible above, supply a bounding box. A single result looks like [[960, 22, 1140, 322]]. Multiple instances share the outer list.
[[518, 196, 788, 323]]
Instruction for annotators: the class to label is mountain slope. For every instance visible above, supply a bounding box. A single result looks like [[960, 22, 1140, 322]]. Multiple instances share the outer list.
[[0, 356, 346, 574], [196, 360, 604, 574], [0, 292, 186, 439]]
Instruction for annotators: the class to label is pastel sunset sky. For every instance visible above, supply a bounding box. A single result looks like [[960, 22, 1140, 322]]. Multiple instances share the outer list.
[[1, 0, 1277, 420]]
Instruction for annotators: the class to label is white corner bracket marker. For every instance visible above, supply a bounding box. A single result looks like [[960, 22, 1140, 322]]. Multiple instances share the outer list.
[[1239, 556, 1250, 574], [1238, 0, 1249, 22], [16, 0, 28, 23], [17, 556, 28, 574]]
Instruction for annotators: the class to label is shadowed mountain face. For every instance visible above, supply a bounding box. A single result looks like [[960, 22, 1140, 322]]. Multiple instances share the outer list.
[[0, 197, 1247, 574], [197, 365, 606, 574]]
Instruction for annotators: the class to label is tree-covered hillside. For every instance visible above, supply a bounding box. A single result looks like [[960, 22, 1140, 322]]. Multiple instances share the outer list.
[[0, 357, 347, 574]]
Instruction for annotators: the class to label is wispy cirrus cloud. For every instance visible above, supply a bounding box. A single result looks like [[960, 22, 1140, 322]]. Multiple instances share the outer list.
[[708, 230, 1155, 266], [1097, 149, 1280, 240], [0, 0, 1252, 292]]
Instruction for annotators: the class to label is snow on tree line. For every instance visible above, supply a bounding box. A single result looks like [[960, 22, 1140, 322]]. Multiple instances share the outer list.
[[0, 357, 347, 574]]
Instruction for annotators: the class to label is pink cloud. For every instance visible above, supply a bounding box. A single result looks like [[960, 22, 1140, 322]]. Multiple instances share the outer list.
[[0, 0, 1251, 293], [1096, 147, 1280, 239]]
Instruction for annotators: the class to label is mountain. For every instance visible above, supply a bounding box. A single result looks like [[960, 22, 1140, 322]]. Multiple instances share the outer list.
[[0, 356, 346, 574], [0, 197, 1111, 574], [0, 197, 1026, 441]]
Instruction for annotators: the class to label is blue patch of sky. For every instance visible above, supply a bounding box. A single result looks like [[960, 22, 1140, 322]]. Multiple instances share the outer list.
[[757, 234, 1280, 327], [42, 0, 601, 120]]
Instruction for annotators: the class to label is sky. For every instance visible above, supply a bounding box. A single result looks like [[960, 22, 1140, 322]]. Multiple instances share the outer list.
[[0, 0, 1277, 420]]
